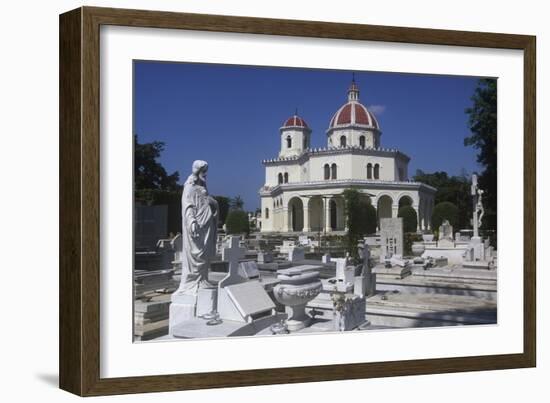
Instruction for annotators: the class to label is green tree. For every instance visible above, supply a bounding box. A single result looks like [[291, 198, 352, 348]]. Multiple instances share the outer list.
[[230, 195, 244, 210], [413, 169, 471, 229], [225, 210, 250, 235], [343, 189, 376, 258], [465, 78, 497, 231], [432, 201, 459, 231], [134, 134, 180, 191], [213, 196, 230, 226], [398, 205, 418, 233], [364, 203, 377, 235]]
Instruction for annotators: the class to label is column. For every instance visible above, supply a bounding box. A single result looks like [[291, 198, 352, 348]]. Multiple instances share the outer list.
[[324, 198, 332, 233], [303, 205, 311, 232], [413, 204, 420, 232], [282, 207, 289, 232]]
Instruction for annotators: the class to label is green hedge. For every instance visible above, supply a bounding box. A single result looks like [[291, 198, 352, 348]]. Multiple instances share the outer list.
[[225, 210, 250, 235], [432, 201, 459, 230], [398, 205, 418, 233]]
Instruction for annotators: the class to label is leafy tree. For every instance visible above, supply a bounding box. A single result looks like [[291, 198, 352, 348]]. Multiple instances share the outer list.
[[398, 205, 418, 233], [343, 189, 376, 258], [413, 169, 471, 229], [364, 203, 377, 235], [432, 201, 459, 231], [134, 134, 180, 191], [465, 78, 497, 231], [230, 195, 245, 210], [213, 196, 230, 226], [225, 210, 250, 235]]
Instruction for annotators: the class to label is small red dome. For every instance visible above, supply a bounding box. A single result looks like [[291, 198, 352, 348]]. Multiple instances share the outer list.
[[282, 114, 309, 129]]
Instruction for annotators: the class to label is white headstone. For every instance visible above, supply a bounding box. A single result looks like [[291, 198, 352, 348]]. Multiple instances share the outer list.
[[238, 261, 260, 279], [322, 253, 331, 264], [219, 236, 246, 288], [380, 218, 404, 258], [288, 246, 305, 262]]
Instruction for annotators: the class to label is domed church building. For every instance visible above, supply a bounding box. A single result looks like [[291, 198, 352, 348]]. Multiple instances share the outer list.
[[259, 79, 436, 233]]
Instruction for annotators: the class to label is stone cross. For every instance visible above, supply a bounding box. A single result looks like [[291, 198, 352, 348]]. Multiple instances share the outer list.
[[219, 236, 246, 288]]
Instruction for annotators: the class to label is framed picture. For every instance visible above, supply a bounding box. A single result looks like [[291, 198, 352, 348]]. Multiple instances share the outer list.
[[59, 6, 536, 396]]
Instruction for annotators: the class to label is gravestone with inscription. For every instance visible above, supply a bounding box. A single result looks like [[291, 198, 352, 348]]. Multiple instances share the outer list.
[[380, 217, 404, 259]]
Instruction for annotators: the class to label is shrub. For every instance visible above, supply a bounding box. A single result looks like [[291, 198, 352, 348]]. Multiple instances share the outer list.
[[431, 201, 459, 230], [225, 210, 250, 235], [404, 232, 423, 256], [398, 205, 418, 233], [343, 189, 378, 258], [364, 203, 377, 235]]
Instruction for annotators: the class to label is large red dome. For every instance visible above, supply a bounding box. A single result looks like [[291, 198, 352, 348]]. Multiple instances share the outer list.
[[328, 101, 379, 130]]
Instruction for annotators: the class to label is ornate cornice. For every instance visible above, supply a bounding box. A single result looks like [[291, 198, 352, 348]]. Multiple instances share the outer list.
[[259, 179, 437, 196], [262, 146, 410, 166]]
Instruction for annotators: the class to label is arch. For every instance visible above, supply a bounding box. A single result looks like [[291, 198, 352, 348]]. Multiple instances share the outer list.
[[265, 207, 269, 219], [340, 135, 347, 147], [286, 135, 292, 148], [278, 173, 283, 184], [359, 135, 366, 148], [288, 197, 304, 232], [398, 195, 414, 208], [374, 163, 380, 179], [331, 163, 337, 179], [284, 172, 289, 183], [308, 196, 324, 231], [377, 194, 393, 224], [367, 163, 373, 179], [324, 164, 330, 180]]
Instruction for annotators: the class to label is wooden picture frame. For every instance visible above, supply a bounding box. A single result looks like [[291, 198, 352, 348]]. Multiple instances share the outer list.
[[59, 6, 536, 396]]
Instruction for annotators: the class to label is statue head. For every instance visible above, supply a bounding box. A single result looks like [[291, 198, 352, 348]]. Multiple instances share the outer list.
[[192, 160, 208, 181], [185, 160, 209, 186]]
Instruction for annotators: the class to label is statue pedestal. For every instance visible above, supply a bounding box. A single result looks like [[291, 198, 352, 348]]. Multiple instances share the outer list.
[[169, 287, 218, 335], [169, 293, 196, 335], [469, 236, 484, 260]]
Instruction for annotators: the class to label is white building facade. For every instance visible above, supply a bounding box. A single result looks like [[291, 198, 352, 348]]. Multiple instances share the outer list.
[[259, 81, 436, 233]]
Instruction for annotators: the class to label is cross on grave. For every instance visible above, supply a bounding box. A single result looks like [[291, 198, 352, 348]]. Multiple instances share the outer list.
[[219, 236, 247, 288]]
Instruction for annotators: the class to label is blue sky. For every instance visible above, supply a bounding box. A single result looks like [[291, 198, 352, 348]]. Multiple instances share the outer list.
[[134, 61, 487, 211]]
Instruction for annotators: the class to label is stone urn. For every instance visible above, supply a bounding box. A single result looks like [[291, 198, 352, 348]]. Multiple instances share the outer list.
[[274, 267, 322, 332], [422, 234, 434, 242], [411, 242, 426, 256]]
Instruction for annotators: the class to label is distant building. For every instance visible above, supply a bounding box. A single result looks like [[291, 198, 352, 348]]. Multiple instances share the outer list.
[[259, 80, 436, 233]]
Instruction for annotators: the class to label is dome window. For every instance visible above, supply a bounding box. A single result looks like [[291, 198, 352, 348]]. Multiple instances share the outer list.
[[340, 136, 347, 147], [286, 136, 292, 148], [278, 173, 283, 184], [284, 172, 289, 183], [359, 135, 366, 148]]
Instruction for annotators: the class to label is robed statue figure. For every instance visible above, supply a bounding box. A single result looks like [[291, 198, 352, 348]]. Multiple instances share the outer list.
[[175, 160, 218, 295]]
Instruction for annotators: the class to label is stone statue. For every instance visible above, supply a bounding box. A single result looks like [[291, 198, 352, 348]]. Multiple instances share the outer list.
[[476, 189, 485, 229], [175, 160, 219, 295], [471, 174, 484, 237]]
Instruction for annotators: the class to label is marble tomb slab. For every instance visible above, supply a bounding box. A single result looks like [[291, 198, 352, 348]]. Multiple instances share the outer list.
[[225, 281, 275, 319]]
